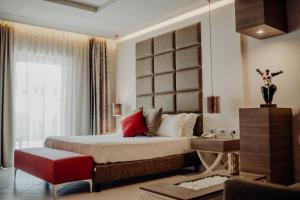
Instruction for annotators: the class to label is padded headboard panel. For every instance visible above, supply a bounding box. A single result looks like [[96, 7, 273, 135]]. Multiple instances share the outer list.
[[135, 23, 202, 136]]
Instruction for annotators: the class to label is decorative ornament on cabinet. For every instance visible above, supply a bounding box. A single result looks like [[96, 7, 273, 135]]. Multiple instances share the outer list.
[[256, 68, 283, 107]]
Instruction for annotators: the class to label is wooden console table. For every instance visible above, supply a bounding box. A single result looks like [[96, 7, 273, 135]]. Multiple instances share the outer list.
[[191, 138, 240, 172]]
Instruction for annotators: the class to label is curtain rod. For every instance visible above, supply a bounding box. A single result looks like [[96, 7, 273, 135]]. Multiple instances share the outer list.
[[0, 18, 116, 41]]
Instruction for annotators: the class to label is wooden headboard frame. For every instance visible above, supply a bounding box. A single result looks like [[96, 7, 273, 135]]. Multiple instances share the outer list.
[[135, 23, 203, 136]]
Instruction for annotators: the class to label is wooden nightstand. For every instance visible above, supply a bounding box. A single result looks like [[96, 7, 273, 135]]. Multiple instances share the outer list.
[[191, 137, 240, 172]]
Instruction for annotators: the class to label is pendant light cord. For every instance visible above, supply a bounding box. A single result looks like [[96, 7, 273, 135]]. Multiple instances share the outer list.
[[208, 0, 214, 96], [115, 34, 118, 67]]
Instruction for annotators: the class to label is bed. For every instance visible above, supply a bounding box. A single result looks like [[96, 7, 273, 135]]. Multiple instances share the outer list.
[[45, 115, 202, 191], [46, 23, 203, 191], [45, 133, 196, 164]]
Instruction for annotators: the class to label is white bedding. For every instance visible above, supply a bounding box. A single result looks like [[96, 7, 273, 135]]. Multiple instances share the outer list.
[[45, 133, 195, 164]]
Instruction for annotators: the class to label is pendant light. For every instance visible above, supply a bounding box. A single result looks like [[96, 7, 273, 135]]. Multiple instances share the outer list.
[[206, 0, 220, 114]]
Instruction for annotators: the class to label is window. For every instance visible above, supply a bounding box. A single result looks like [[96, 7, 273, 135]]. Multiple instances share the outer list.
[[14, 55, 70, 148], [13, 26, 90, 149]]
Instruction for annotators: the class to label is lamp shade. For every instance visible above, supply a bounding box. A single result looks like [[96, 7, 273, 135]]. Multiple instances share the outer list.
[[206, 96, 220, 114], [112, 103, 122, 116]]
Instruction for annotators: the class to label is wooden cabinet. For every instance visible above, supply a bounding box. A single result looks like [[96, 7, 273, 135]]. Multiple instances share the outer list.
[[239, 108, 293, 184]]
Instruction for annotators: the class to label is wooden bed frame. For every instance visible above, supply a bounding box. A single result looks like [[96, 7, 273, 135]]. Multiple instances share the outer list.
[[93, 152, 200, 191], [92, 23, 204, 191]]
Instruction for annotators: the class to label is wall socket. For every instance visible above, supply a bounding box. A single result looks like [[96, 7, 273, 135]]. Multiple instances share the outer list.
[[207, 128, 216, 134], [207, 128, 238, 135], [229, 129, 239, 135], [217, 128, 227, 134]]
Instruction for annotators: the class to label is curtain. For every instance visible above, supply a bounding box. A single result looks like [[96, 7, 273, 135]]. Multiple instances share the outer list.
[[90, 38, 111, 135], [0, 24, 14, 167], [13, 23, 90, 148]]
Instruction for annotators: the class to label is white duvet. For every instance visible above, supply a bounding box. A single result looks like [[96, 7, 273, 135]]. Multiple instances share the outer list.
[[45, 133, 194, 164]]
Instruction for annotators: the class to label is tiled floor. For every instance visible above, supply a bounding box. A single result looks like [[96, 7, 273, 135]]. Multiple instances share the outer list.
[[0, 168, 194, 200]]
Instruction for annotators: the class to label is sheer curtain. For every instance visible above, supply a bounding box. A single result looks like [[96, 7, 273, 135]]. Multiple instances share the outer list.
[[12, 24, 90, 148]]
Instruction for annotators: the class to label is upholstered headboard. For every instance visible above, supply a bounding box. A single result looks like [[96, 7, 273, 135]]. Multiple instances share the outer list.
[[135, 23, 203, 136]]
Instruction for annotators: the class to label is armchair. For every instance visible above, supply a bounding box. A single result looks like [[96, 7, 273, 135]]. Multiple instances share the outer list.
[[224, 178, 300, 200]]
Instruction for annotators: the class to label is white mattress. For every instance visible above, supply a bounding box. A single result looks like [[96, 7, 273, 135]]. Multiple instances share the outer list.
[[45, 133, 194, 164]]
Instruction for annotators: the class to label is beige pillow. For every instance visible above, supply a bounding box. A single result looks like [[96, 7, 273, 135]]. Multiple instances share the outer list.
[[182, 113, 198, 137], [144, 108, 162, 136], [157, 114, 186, 137]]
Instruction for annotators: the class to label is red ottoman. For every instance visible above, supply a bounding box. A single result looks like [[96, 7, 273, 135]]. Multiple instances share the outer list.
[[14, 147, 93, 198]]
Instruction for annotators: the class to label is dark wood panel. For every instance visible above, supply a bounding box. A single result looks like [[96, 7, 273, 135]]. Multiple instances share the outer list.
[[235, 0, 265, 31], [269, 108, 293, 184], [235, 0, 287, 39], [239, 108, 293, 184], [240, 153, 270, 174], [286, 0, 300, 31], [264, 0, 287, 32]]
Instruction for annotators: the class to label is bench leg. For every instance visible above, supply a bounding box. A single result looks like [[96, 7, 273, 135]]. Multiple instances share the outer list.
[[52, 184, 58, 200], [14, 168, 17, 185], [84, 179, 93, 193]]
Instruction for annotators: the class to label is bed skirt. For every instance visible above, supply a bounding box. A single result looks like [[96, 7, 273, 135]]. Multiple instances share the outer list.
[[93, 151, 200, 185]]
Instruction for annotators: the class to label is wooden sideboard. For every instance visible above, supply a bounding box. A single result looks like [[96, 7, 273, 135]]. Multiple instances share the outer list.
[[239, 108, 293, 184]]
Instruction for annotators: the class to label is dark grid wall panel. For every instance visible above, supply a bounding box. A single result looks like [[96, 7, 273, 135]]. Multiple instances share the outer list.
[[136, 23, 202, 115]]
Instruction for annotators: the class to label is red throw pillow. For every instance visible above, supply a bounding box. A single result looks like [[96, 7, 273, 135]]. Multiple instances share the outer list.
[[121, 111, 148, 137]]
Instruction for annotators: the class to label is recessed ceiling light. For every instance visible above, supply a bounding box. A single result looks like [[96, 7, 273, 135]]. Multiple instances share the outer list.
[[46, 0, 99, 12], [45, 0, 116, 12], [256, 29, 265, 35]]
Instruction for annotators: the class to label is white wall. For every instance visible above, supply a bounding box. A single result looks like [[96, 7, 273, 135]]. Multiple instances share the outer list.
[[242, 31, 300, 181], [116, 4, 244, 132]]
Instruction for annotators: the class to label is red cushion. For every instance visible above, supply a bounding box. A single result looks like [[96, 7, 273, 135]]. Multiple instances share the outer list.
[[121, 110, 148, 137], [14, 148, 93, 185]]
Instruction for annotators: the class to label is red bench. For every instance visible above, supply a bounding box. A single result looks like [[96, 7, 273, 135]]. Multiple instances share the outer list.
[[14, 147, 93, 199]]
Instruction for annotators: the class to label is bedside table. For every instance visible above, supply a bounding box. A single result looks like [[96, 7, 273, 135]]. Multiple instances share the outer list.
[[191, 137, 240, 172]]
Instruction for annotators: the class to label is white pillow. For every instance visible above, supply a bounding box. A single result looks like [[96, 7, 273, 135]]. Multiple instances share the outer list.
[[157, 114, 186, 137], [182, 113, 198, 137]]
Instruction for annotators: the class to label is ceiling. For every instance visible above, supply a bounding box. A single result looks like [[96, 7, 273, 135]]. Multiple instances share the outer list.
[[0, 0, 210, 38]]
